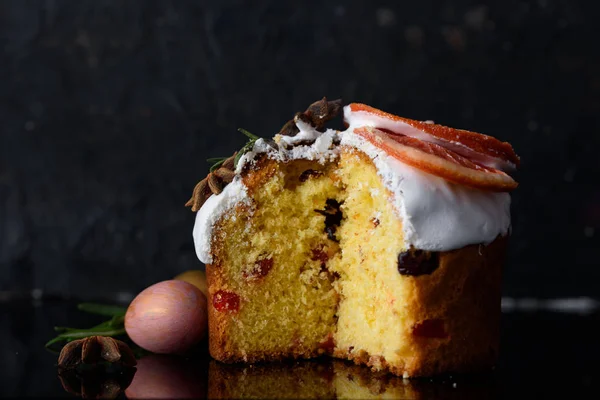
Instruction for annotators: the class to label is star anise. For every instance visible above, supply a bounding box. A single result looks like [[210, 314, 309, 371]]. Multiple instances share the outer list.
[[185, 154, 236, 212], [278, 97, 343, 136], [58, 336, 137, 369]]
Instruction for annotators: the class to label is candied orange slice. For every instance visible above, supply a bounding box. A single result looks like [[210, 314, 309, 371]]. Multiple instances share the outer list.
[[347, 103, 520, 171], [355, 127, 518, 192]]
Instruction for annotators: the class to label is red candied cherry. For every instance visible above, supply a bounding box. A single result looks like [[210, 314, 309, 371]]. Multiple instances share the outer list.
[[311, 247, 329, 264], [212, 290, 240, 313], [243, 257, 273, 281], [318, 333, 335, 354], [398, 248, 439, 276]]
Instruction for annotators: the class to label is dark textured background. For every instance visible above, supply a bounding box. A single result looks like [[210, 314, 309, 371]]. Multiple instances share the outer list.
[[0, 0, 599, 300]]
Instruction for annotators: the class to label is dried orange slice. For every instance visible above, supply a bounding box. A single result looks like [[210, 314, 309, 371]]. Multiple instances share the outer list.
[[346, 103, 520, 172], [355, 126, 518, 192]]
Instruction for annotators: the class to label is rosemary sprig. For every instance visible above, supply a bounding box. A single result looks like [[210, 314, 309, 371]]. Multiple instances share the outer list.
[[207, 157, 227, 172], [234, 128, 260, 167], [205, 129, 260, 173], [45, 303, 128, 348], [186, 128, 263, 211], [238, 128, 259, 141], [77, 303, 127, 317], [45, 327, 127, 348]]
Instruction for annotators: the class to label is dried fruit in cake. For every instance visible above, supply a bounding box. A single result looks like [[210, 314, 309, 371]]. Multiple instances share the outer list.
[[397, 248, 439, 276], [315, 199, 344, 242], [212, 290, 240, 313], [243, 256, 274, 281]]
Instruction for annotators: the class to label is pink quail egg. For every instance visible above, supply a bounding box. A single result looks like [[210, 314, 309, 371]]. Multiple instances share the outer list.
[[125, 280, 207, 354]]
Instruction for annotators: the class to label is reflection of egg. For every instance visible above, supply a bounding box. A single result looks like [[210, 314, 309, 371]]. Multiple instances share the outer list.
[[125, 280, 207, 354], [125, 354, 207, 399]]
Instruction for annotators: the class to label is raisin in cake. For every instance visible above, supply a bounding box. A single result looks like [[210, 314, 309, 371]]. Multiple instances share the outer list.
[[187, 99, 519, 377]]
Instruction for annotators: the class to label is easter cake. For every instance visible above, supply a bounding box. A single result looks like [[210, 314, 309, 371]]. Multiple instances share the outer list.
[[187, 99, 519, 377]]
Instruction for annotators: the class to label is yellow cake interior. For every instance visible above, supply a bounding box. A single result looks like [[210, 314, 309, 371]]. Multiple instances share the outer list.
[[211, 148, 418, 364]]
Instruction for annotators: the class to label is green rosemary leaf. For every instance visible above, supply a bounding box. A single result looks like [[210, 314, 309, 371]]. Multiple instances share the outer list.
[[77, 303, 127, 317], [45, 336, 67, 348], [107, 315, 125, 327], [46, 303, 128, 349], [209, 158, 227, 172], [45, 327, 127, 348], [207, 157, 226, 163], [233, 141, 253, 167], [231, 129, 261, 167], [237, 128, 259, 140], [233, 151, 244, 167], [57, 316, 124, 333], [204, 128, 261, 173]]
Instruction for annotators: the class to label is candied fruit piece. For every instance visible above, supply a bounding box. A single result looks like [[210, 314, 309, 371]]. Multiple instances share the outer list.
[[213, 290, 240, 313], [318, 333, 335, 354], [243, 257, 273, 281], [412, 319, 448, 338], [397, 248, 439, 276], [299, 169, 323, 182], [311, 246, 330, 264], [315, 199, 343, 242]]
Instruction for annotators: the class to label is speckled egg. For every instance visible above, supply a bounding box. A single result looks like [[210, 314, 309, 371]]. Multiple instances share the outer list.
[[125, 280, 207, 354]]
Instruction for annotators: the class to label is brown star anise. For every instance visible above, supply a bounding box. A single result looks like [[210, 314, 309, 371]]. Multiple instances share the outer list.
[[57, 336, 137, 369], [278, 97, 343, 136], [185, 154, 236, 212]]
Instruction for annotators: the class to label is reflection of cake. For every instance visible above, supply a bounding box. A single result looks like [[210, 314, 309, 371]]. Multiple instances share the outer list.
[[208, 359, 496, 399], [189, 99, 519, 377], [208, 361, 335, 399]]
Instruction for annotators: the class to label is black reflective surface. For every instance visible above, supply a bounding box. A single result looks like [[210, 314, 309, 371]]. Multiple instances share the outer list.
[[1, 299, 598, 398]]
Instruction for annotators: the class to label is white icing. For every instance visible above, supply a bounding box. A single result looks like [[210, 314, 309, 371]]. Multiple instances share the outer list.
[[193, 108, 512, 264], [193, 178, 251, 264]]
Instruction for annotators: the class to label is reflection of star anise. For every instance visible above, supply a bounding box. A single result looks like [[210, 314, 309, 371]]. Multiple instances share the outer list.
[[278, 97, 343, 136], [58, 336, 137, 369], [58, 365, 136, 400], [184, 154, 236, 212]]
